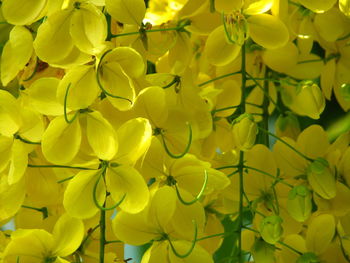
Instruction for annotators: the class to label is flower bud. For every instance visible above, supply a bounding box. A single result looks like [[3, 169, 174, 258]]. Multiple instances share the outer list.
[[259, 215, 283, 244], [281, 81, 325, 120], [287, 185, 312, 222], [340, 83, 350, 101], [275, 111, 301, 140], [232, 114, 257, 151], [307, 158, 336, 199], [251, 239, 275, 263]]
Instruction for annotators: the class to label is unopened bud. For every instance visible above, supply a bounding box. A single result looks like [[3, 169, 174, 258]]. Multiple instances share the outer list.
[[232, 114, 257, 151], [259, 215, 283, 244], [275, 111, 301, 140], [287, 185, 312, 222]]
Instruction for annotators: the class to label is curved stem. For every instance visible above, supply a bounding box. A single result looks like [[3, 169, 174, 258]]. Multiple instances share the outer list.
[[162, 75, 180, 89], [64, 83, 79, 124], [21, 205, 48, 219], [198, 71, 241, 87], [168, 220, 197, 258], [15, 134, 41, 145], [175, 170, 208, 205], [160, 122, 192, 159], [96, 50, 132, 104], [257, 126, 314, 162], [93, 170, 126, 211]]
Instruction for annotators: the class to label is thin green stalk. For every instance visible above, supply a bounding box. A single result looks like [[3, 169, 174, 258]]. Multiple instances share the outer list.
[[21, 205, 48, 219], [257, 127, 314, 162], [237, 42, 247, 263], [243, 165, 293, 188], [261, 68, 270, 147], [245, 72, 282, 113], [28, 164, 97, 170], [198, 71, 241, 87], [99, 208, 106, 263], [15, 134, 41, 145]]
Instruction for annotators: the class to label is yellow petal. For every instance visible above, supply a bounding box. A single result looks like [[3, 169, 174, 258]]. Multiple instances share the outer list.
[[0, 90, 21, 136], [106, 165, 149, 214], [33, 10, 75, 64], [306, 214, 335, 254], [28, 77, 63, 116], [41, 115, 81, 164], [86, 111, 118, 160], [112, 210, 159, 246], [105, 0, 145, 25], [133, 86, 168, 127], [169, 241, 214, 263], [99, 63, 135, 111], [0, 136, 12, 172], [141, 242, 169, 263], [0, 175, 25, 221], [147, 186, 177, 230], [244, 0, 274, 15], [339, 0, 350, 17], [321, 59, 335, 100], [1, 0, 46, 25], [205, 26, 241, 66], [299, 0, 337, 13], [286, 54, 324, 80], [52, 214, 84, 256], [314, 8, 347, 42], [63, 170, 105, 219], [57, 65, 100, 111], [1, 26, 33, 86], [262, 42, 298, 73], [248, 14, 289, 49], [8, 140, 28, 185], [103, 47, 145, 78], [70, 3, 107, 55], [3, 229, 54, 262], [215, 0, 242, 12], [115, 117, 152, 165]]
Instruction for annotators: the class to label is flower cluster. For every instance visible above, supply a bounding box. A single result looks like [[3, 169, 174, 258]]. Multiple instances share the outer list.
[[0, 0, 350, 262]]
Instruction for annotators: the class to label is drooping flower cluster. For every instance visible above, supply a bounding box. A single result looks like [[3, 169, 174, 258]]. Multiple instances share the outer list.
[[0, 0, 350, 262]]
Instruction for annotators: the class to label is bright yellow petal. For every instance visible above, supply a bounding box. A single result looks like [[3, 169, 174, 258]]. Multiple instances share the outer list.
[[57, 65, 100, 111], [70, 2, 107, 55], [115, 117, 152, 165], [112, 210, 159, 246], [63, 170, 105, 219], [106, 165, 149, 214], [105, 0, 146, 25], [248, 14, 289, 49], [103, 47, 145, 78], [169, 241, 214, 263], [299, 0, 337, 13], [0, 90, 22, 137], [306, 214, 335, 254], [8, 140, 28, 185], [1, 0, 46, 25], [52, 213, 84, 256], [262, 42, 298, 73], [86, 111, 118, 160], [41, 115, 81, 164], [205, 26, 241, 66], [1, 26, 33, 86], [244, 0, 274, 15], [28, 77, 63, 116]]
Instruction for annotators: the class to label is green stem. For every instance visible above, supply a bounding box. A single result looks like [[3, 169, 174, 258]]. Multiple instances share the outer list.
[[260, 68, 270, 147], [110, 21, 190, 38], [28, 164, 97, 170], [209, 0, 216, 12], [245, 72, 282, 113], [243, 165, 293, 188], [198, 71, 241, 87], [21, 205, 48, 219], [14, 134, 41, 145], [105, 240, 123, 245], [257, 127, 314, 162], [23, 60, 39, 82], [64, 83, 79, 124], [212, 105, 239, 114], [237, 42, 247, 263], [99, 208, 106, 263]]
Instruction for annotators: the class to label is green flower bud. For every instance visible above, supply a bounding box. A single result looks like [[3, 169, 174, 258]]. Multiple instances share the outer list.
[[232, 114, 258, 151], [275, 111, 301, 140], [287, 185, 312, 222], [251, 239, 275, 263], [296, 252, 320, 263], [259, 215, 283, 244], [307, 157, 336, 199]]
